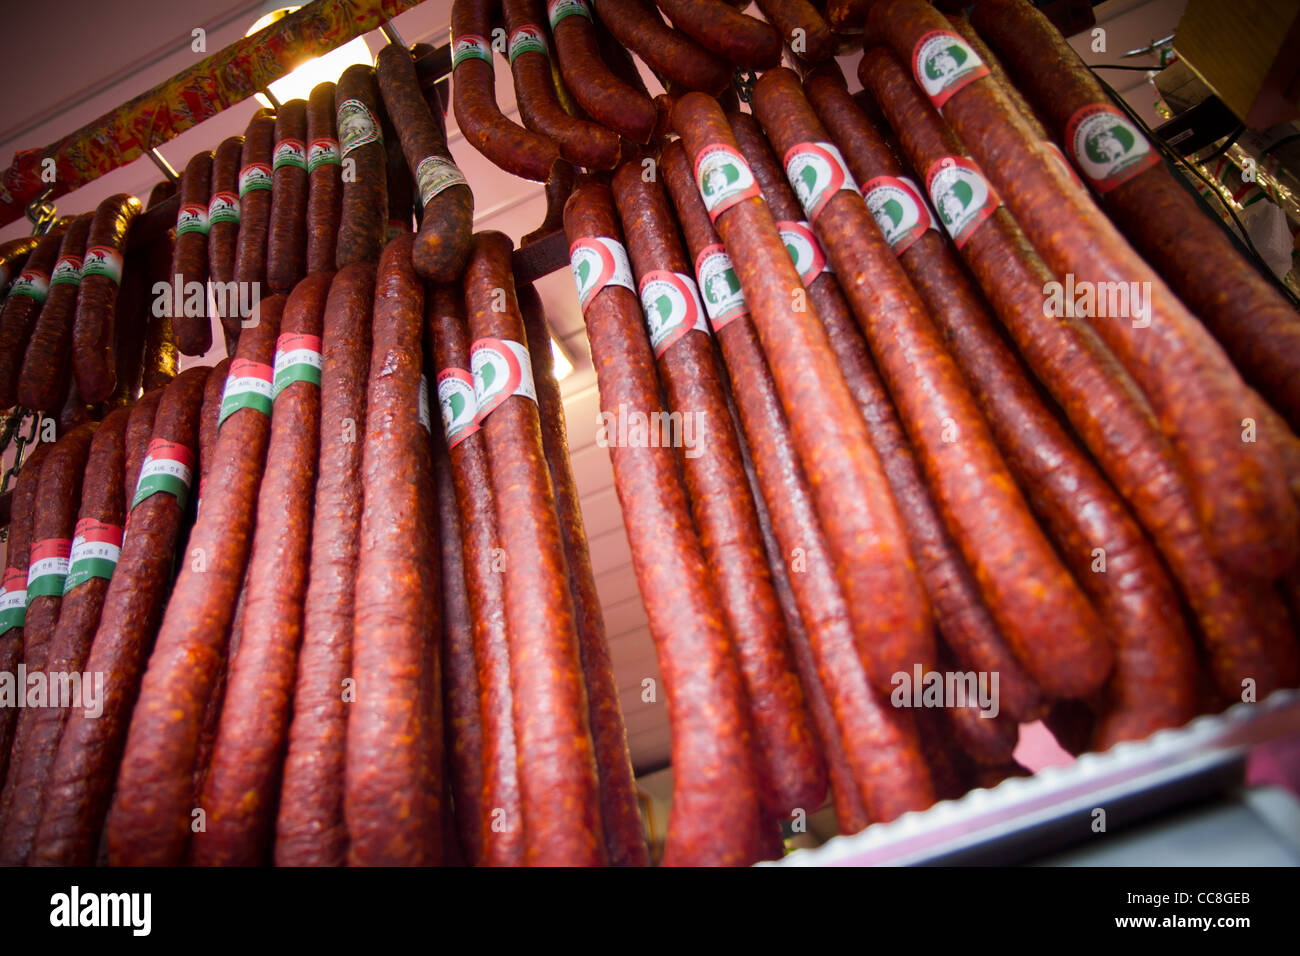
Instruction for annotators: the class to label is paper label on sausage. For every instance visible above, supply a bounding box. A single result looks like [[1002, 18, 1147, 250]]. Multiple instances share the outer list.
[[452, 33, 492, 69], [208, 190, 240, 225], [337, 99, 381, 156], [639, 270, 710, 357], [176, 202, 210, 236], [131, 438, 195, 511], [26, 538, 71, 601], [926, 157, 1000, 249], [862, 176, 936, 256], [437, 368, 481, 448], [509, 25, 549, 62], [784, 142, 857, 223], [1066, 103, 1159, 193], [9, 269, 49, 303], [81, 246, 123, 284], [694, 245, 747, 332], [238, 162, 273, 197], [570, 236, 635, 314], [471, 338, 537, 421], [63, 518, 123, 593], [307, 138, 342, 172], [218, 358, 274, 425], [273, 138, 307, 171], [273, 332, 323, 397], [50, 255, 82, 287], [694, 144, 761, 223], [1038, 140, 1087, 193], [0, 567, 26, 636], [912, 30, 989, 109], [547, 0, 590, 28], [776, 221, 832, 285], [415, 155, 467, 207], [419, 374, 431, 434]]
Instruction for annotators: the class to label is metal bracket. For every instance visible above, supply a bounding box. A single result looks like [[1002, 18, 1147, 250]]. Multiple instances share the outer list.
[[25, 187, 57, 235]]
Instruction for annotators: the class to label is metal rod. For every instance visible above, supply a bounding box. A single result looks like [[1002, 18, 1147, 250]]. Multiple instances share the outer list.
[[145, 147, 179, 182], [381, 22, 405, 47], [261, 86, 283, 110]]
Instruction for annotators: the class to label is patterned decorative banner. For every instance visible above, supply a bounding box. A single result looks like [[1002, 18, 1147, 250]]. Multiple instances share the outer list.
[[0, 0, 423, 227]]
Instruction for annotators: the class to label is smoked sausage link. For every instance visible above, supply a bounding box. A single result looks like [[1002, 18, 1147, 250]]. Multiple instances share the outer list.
[[73, 194, 141, 402]]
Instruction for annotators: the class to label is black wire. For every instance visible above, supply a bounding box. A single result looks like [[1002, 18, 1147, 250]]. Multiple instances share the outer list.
[[1095, 73, 1294, 302], [1196, 123, 1245, 165]]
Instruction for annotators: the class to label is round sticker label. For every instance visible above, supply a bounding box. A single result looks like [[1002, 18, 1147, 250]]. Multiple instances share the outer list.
[[238, 162, 273, 197], [337, 99, 380, 156], [9, 269, 49, 303], [1066, 103, 1159, 193], [81, 246, 123, 284], [472, 338, 537, 421], [694, 245, 747, 332], [308, 138, 341, 171], [50, 255, 82, 287], [415, 155, 467, 207], [509, 24, 548, 62], [437, 367, 480, 448], [638, 270, 710, 358], [176, 202, 210, 236], [273, 138, 307, 171], [569, 236, 636, 313], [694, 144, 761, 223], [862, 175, 936, 255], [208, 190, 240, 225], [913, 30, 989, 109], [452, 33, 492, 69], [784, 142, 857, 222], [776, 221, 830, 285], [926, 156, 1000, 248]]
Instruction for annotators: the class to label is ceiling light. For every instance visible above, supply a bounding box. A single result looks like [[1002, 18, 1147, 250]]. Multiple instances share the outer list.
[[246, 7, 374, 107]]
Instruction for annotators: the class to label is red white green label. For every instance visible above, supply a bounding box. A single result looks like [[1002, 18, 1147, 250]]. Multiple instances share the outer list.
[[784, 142, 857, 223], [308, 138, 341, 172], [862, 175, 936, 255], [1066, 103, 1159, 193], [239, 162, 273, 197], [926, 156, 1000, 248], [50, 255, 82, 287], [437, 367, 480, 448], [337, 99, 380, 156], [509, 25, 548, 62], [777, 221, 831, 285], [471, 338, 537, 421], [176, 202, 210, 236], [81, 246, 123, 284], [452, 33, 492, 68], [548, 0, 590, 28], [0, 567, 26, 635], [219, 358, 274, 425], [63, 518, 123, 593], [26, 537, 71, 601], [273, 138, 307, 171], [694, 144, 761, 223], [9, 269, 49, 303], [639, 270, 709, 358], [415, 155, 467, 207], [208, 190, 240, 225], [694, 244, 747, 332], [570, 236, 635, 313], [273, 332, 322, 397], [912, 30, 989, 109], [419, 374, 431, 434], [132, 438, 195, 510]]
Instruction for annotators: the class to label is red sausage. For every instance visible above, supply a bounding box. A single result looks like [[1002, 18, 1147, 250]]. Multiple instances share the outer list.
[[105, 299, 283, 866], [655, 0, 783, 69], [0, 222, 68, 407], [275, 263, 375, 867], [754, 0, 836, 63], [335, 66, 388, 268], [267, 100, 310, 293], [234, 112, 276, 312], [73, 194, 141, 402], [591, 0, 732, 94], [428, 280, 523, 867], [306, 82, 343, 275], [16, 214, 91, 411], [171, 150, 215, 355], [208, 134, 246, 353], [192, 273, 331, 866], [672, 91, 932, 698], [345, 236, 442, 865]]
